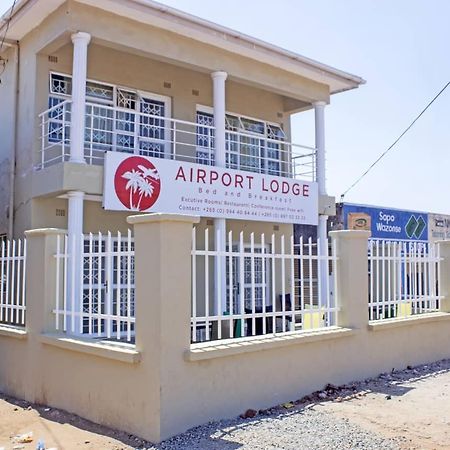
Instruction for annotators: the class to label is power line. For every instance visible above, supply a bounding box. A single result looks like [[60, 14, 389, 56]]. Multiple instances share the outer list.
[[0, 0, 17, 53], [340, 81, 450, 203], [0, 0, 17, 79]]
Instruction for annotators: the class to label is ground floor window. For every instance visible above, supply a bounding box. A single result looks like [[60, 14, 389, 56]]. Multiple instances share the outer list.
[[226, 245, 271, 313], [81, 236, 135, 337]]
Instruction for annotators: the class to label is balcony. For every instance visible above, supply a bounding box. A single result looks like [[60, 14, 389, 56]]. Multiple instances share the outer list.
[[38, 99, 316, 181]]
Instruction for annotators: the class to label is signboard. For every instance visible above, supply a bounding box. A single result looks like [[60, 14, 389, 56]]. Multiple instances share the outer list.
[[342, 204, 428, 241], [428, 213, 450, 242], [103, 152, 318, 225]]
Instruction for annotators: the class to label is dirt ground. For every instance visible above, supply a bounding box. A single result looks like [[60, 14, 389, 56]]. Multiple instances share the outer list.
[[0, 397, 146, 450], [319, 361, 450, 450], [0, 359, 449, 450]]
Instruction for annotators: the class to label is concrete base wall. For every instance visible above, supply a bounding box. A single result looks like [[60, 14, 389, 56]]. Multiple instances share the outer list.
[[0, 336, 153, 438], [1, 221, 450, 443], [1, 315, 449, 443], [173, 318, 450, 436]]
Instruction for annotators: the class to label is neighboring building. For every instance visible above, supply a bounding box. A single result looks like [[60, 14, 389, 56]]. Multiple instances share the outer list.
[[428, 213, 450, 243], [332, 203, 428, 242], [331, 202, 450, 244]]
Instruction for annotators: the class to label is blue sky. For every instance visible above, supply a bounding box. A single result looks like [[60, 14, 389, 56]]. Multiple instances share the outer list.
[[1, 0, 449, 214]]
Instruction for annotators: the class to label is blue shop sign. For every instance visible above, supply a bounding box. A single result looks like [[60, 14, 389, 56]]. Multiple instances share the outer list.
[[342, 204, 428, 241]]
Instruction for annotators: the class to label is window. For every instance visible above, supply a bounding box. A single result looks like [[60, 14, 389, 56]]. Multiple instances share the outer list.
[[47, 96, 71, 144], [50, 73, 72, 95], [82, 237, 135, 337], [196, 111, 215, 165], [196, 107, 286, 176], [139, 97, 167, 158], [86, 82, 114, 102], [226, 245, 271, 313], [232, 116, 265, 173], [47, 73, 171, 162], [266, 124, 285, 175]]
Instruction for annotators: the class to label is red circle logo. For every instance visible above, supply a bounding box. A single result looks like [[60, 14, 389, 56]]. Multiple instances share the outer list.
[[114, 156, 161, 211]]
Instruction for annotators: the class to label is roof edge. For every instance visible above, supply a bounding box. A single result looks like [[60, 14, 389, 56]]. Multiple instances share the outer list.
[[124, 0, 366, 88], [0, 0, 365, 91]]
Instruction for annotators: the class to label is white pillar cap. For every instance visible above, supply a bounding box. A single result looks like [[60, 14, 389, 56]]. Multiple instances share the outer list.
[[68, 157, 87, 164], [211, 71, 228, 81], [67, 190, 85, 199], [71, 31, 91, 45], [313, 100, 327, 107]]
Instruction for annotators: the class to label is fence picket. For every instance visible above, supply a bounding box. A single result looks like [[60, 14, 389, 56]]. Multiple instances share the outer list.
[[368, 240, 441, 321], [0, 237, 26, 327], [53, 231, 135, 342], [190, 231, 338, 343]]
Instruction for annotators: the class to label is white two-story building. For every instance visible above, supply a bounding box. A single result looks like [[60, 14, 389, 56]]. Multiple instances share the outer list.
[[0, 0, 363, 239], [0, 0, 364, 338]]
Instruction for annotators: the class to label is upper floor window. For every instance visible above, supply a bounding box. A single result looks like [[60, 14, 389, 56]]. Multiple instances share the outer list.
[[50, 73, 114, 104], [50, 73, 72, 96], [86, 82, 114, 102], [196, 108, 286, 176], [48, 73, 170, 163], [196, 111, 215, 165]]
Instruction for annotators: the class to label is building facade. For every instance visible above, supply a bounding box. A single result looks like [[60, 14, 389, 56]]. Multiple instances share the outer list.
[[3, 3, 450, 444], [0, 0, 368, 343], [0, 0, 363, 242]]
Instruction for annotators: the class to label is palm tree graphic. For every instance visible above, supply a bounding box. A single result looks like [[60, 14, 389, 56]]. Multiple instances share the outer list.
[[122, 165, 159, 210]]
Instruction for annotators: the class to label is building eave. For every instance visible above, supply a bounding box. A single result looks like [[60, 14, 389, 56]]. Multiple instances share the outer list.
[[0, 0, 365, 95]]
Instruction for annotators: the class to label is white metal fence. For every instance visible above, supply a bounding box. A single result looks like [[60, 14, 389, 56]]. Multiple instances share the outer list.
[[0, 238, 26, 327], [368, 240, 442, 321], [54, 231, 135, 342], [38, 100, 316, 180], [191, 229, 338, 342]]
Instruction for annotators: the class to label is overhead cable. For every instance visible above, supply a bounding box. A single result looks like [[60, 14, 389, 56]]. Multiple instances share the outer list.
[[340, 80, 450, 202], [0, 0, 18, 79]]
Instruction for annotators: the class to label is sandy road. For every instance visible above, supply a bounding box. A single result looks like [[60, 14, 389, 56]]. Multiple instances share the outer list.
[[318, 360, 450, 450]]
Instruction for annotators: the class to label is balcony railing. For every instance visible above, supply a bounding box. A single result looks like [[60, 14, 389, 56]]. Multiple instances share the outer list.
[[38, 100, 316, 181]]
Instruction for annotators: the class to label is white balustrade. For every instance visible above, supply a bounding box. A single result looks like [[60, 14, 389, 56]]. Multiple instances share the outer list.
[[38, 100, 317, 181]]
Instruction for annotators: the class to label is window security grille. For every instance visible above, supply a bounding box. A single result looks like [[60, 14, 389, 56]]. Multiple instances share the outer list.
[[196, 110, 285, 176], [48, 73, 169, 160]]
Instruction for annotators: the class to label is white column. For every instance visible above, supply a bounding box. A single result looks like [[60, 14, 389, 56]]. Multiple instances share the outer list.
[[69, 32, 89, 332], [67, 191, 85, 334], [212, 71, 227, 165], [314, 101, 328, 236], [314, 101, 327, 196], [211, 71, 228, 316], [68, 191, 84, 238], [70, 32, 91, 164], [314, 101, 329, 311]]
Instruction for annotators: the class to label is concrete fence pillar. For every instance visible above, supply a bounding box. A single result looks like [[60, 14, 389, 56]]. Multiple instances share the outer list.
[[24, 228, 67, 335], [127, 213, 200, 443], [329, 230, 370, 329], [19, 228, 66, 403], [437, 240, 450, 312]]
